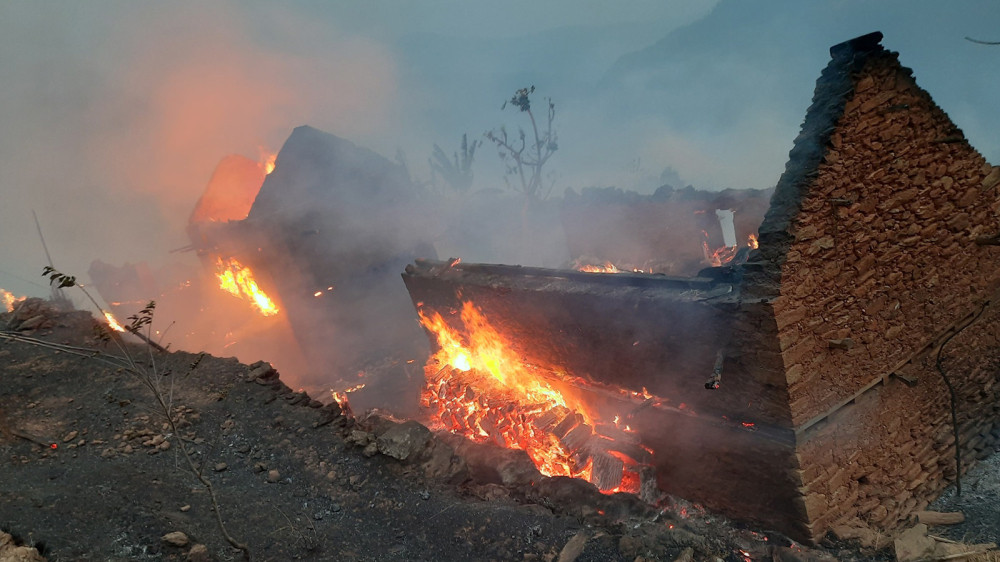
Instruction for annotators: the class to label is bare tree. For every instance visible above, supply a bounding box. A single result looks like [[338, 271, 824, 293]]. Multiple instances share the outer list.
[[485, 86, 558, 200], [429, 133, 481, 192]]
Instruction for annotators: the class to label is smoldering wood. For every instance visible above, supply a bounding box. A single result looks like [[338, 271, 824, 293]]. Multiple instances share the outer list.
[[194, 127, 437, 410], [561, 185, 773, 277], [403, 257, 805, 539]]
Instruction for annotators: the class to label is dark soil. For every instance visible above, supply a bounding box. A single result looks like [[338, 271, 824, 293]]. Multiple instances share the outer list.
[[2, 299, 990, 562]]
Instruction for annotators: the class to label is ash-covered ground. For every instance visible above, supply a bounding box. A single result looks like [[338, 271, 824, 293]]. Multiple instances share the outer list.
[[1, 299, 996, 561]]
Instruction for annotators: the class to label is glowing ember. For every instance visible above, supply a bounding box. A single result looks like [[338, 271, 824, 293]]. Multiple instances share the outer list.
[[574, 261, 651, 274], [214, 257, 279, 316], [2, 288, 24, 313], [103, 311, 126, 333], [418, 301, 650, 493]]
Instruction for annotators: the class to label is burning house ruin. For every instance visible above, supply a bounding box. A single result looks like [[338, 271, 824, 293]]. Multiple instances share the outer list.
[[83, 30, 1000, 547], [401, 32, 1000, 543]]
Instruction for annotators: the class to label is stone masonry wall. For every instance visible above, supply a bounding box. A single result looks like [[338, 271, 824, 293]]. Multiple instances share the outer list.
[[750, 32, 1000, 542], [793, 300, 1000, 541], [768, 42, 1000, 428]]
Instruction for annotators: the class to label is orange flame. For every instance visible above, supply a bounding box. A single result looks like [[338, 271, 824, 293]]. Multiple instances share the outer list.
[[575, 262, 651, 274], [418, 301, 649, 492], [578, 262, 620, 274], [702, 232, 759, 267], [259, 148, 277, 175], [2, 288, 23, 313], [104, 311, 126, 332], [215, 257, 279, 316]]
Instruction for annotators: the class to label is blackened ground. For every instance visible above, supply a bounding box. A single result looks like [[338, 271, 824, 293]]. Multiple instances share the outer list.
[[0, 302, 979, 562]]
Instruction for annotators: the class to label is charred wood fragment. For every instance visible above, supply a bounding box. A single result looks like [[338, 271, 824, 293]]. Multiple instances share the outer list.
[[705, 349, 725, 390], [591, 452, 625, 492]]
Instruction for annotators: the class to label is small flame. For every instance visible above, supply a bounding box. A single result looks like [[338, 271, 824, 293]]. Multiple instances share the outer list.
[[702, 232, 760, 267], [575, 261, 651, 274], [1, 288, 24, 313], [104, 311, 126, 333], [331, 391, 353, 417], [259, 148, 277, 175], [215, 257, 279, 316], [579, 262, 619, 273], [342, 383, 366, 393]]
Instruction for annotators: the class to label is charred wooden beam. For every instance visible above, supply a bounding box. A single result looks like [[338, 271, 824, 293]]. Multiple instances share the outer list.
[[591, 451, 625, 492], [704, 349, 726, 390]]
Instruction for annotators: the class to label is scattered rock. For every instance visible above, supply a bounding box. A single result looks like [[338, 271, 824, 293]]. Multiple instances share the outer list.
[[180, 505, 191, 512], [162, 531, 190, 547], [556, 531, 588, 562], [420, 439, 468, 483], [312, 403, 343, 428], [247, 361, 277, 383], [267, 469, 281, 483], [213, 462, 228, 472], [0, 530, 47, 562], [185, 543, 209, 562], [347, 429, 373, 446], [17, 315, 48, 331], [61, 431, 78, 443], [673, 547, 695, 562], [325, 470, 337, 482], [375, 420, 431, 461], [893, 524, 935, 562], [362, 442, 379, 457], [253, 462, 267, 473]]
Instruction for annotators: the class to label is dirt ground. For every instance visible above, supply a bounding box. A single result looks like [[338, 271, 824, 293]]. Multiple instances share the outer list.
[[0, 300, 996, 561]]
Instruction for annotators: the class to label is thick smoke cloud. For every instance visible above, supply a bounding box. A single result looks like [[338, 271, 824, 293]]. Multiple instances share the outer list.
[[0, 2, 397, 296]]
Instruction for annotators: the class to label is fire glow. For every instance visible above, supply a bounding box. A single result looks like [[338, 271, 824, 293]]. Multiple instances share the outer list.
[[2, 288, 23, 313], [575, 262, 651, 274], [214, 257, 279, 316], [259, 148, 277, 175], [703, 232, 759, 267], [578, 262, 621, 274], [418, 301, 650, 493], [103, 311, 126, 333]]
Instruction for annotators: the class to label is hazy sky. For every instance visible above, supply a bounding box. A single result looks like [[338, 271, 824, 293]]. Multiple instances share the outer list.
[[1, 1, 998, 298]]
